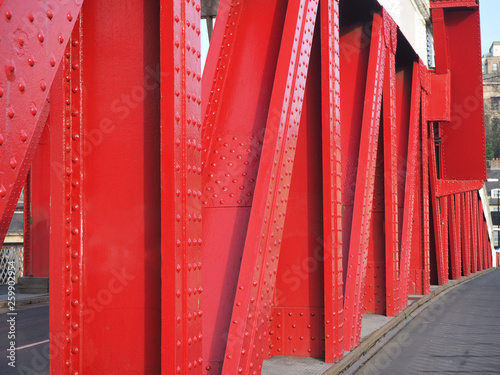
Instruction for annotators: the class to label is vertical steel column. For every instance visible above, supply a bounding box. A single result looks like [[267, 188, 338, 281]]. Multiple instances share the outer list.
[[382, 11, 400, 317], [470, 191, 478, 273], [429, 124, 448, 285], [421, 65, 431, 295], [23, 172, 32, 276], [399, 62, 421, 307], [463, 192, 472, 276], [448, 195, 461, 279], [222, 1, 319, 372], [478, 199, 484, 271], [54, 1, 162, 372], [49, 23, 83, 374], [321, 0, 343, 362], [455, 194, 463, 277], [161, 0, 203, 373], [343, 13, 385, 348], [31, 120, 51, 277]]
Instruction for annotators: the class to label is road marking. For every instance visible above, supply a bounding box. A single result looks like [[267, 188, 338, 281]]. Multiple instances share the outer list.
[[16, 339, 49, 350]]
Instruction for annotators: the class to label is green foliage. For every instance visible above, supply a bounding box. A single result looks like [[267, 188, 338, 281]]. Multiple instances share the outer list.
[[486, 115, 500, 160]]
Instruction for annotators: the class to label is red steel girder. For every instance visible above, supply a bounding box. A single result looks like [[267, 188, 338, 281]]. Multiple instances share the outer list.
[[0, 0, 83, 245], [421, 68, 431, 295], [200, 1, 287, 370], [432, 6, 486, 181], [399, 62, 421, 308], [448, 195, 461, 279], [161, 0, 203, 373], [23, 171, 31, 276], [321, 0, 343, 361], [31, 119, 50, 277], [435, 179, 484, 198], [49, 24, 84, 374], [430, 0, 479, 9], [271, 35, 324, 359], [470, 191, 478, 273], [462, 192, 472, 276], [222, 0, 319, 372], [343, 12, 385, 349], [50, 1, 162, 372], [382, 10, 400, 317]]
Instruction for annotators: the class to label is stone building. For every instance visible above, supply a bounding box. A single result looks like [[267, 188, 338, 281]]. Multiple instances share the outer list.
[[483, 42, 500, 119]]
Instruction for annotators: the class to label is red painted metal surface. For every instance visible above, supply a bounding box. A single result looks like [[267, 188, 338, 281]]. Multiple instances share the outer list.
[[271, 35, 325, 359], [432, 6, 486, 181], [200, 1, 287, 371], [343, 12, 385, 348], [399, 62, 421, 305], [50, 2, 162, 373], [23, 172, 32, 276], [222, 1, 319, 372], [382, 10, 399, 317], [30, 119, 50, 277], [0, 0, 83, 245], [0, 1, 493, 374], [321, 0, 343, 361], [463, 192, 472, 276], [161, 0, 203, 373]]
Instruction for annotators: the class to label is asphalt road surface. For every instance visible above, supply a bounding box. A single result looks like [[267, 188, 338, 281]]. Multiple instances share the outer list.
[[0, 304, 49, 375], [351, 269, 500, 375]]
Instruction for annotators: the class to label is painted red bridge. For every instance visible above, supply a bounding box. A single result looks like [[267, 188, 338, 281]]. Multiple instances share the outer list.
[[0, 0, 493, 374]]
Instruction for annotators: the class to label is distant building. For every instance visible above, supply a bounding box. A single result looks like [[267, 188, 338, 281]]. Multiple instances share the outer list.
[[483, 42, 500, 120], [486, 168, 500, 249]]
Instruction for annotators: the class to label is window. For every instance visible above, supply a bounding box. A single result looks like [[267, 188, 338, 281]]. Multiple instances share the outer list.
[[492, 189, 500, 199], [493, 63, 498, 72], [495, 231, 500, 248], [492, 97, 500, 111]]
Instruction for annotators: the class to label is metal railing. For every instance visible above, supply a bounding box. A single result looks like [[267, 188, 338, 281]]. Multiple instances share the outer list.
[[0, 246, 24, 284]]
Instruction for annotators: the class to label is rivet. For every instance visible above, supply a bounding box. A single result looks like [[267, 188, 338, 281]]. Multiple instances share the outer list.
[[28, 12, 34, 22], [18, 81, 25, 92], [67, 12, 73, 21], [28, 57, 35, 67], [0, 185, 6, 198], [46, 9, 54, 19], [71, 347, 79, 354], [20, 131, 28, 142], [5, 9, 12, 20], [17, 36, 24, 47], [10, 157, 17, 169], [30, 104, 37, 116], [37, 32, 45, 43], [6, 60, 15, 73], [72, 251, 79, 259], [71, 300, 79, 307], [8, 106, 14, 118], [0, 134, 3, 145], [50, 56, 56, 67], [0, 87, 3, 97]]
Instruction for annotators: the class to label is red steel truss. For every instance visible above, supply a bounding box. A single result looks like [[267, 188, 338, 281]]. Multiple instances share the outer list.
[[0, 0, 492, 374]]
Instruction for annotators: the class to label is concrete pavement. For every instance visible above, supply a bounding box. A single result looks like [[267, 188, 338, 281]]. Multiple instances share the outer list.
[[343, 269, 500, 375]]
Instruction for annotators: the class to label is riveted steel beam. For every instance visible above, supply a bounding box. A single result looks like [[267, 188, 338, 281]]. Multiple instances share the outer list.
[[382, 10, 399, 317], [161, 0, 203, 373], [0, 0, 83, 246], [321, 0, 343, 361], [222, 0, 319, 372], [200, 0, 287, 371], [399, 62, 421, 308], [343, 12, 386, 348]]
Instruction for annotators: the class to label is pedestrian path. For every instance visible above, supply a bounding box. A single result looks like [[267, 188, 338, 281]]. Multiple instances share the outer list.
[[347, 269, 500, 375]]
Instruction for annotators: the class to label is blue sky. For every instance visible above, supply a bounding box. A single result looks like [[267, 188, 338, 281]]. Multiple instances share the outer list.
[[480, 0, 500, 55]]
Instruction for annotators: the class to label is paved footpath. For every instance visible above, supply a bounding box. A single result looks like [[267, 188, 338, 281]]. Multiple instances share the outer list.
[[349, 269, 500, 375]]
